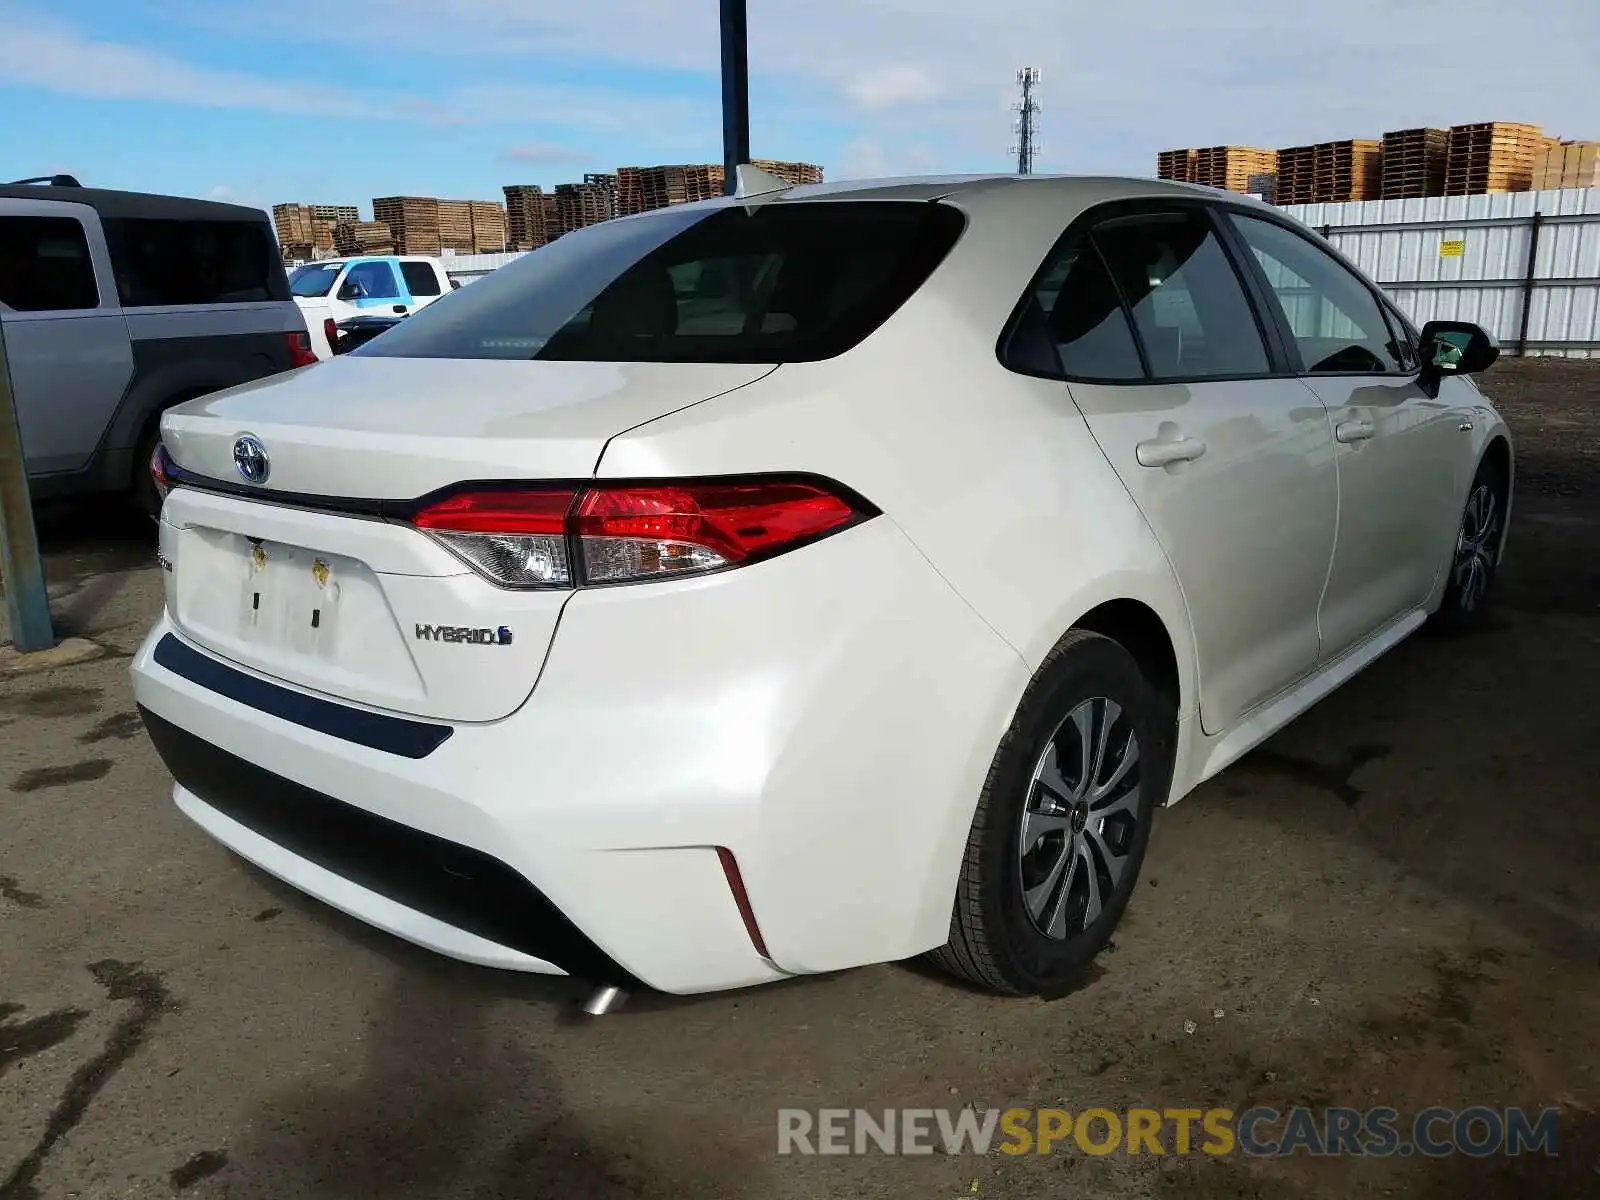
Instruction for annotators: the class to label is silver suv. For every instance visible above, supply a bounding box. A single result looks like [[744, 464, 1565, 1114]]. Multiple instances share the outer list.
[[0, 176, 311, 515]]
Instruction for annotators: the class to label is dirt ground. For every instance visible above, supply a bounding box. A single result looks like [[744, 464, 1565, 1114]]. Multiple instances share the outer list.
[[3, 358, 1598, 1199]]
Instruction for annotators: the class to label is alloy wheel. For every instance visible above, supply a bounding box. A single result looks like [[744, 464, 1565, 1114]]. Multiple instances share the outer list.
[[1453, 483, 1501, 613], [1017, 697, 1143, 940]]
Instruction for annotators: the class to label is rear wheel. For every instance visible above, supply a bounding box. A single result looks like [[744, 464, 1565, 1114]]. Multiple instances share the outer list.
[[1430, 455, 1507, 633], [930, 630, 1174, 996]]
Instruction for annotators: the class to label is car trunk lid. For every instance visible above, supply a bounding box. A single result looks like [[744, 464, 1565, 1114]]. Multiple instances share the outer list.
[[156, 357, 775, 722]]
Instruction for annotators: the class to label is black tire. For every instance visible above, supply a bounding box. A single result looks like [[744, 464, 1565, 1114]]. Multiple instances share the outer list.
[[1428, 454, 1508, 634], [929, 630, 1175, 996]]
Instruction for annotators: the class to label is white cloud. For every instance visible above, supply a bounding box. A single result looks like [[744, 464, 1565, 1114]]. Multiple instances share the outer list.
[[843, 65, 940, 111], [0, 15, 394, 118], [207, 185, 235, 201], [500, 141, 588, 166], [836, 137, 892, 180], [11, 0, 1599, 181]]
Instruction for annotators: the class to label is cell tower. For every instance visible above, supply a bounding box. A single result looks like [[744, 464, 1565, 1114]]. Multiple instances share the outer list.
[[1010, 67, 1041, 175]]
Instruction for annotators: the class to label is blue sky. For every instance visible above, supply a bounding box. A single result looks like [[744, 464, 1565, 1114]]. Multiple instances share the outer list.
[[2, 0, 1593, 218]]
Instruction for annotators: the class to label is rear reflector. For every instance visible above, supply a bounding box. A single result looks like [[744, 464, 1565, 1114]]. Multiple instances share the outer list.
[[285, 331, 319, 368], [410, 478, 871, 589], [716, 847, 770, 959]]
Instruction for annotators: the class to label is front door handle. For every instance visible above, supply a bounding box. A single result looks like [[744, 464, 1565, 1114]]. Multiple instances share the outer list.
[[1135, 436, 1207, 468], [1335, 418, 1375, 444]]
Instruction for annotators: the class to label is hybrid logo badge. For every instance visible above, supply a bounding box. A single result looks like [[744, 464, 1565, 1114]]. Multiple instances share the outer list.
[[233, 434, 270, 485], [416, 624, 515, 646]]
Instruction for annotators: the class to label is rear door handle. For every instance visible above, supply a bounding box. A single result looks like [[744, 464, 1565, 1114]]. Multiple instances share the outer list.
[[1335, 418, 1375, 444], [1135, 437, 1207, 468]]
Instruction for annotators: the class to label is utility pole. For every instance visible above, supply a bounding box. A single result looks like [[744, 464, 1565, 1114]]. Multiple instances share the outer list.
[[1011, 67, 1041, 175], [720, 0, 750, 195], [0, 317, 55, 652]]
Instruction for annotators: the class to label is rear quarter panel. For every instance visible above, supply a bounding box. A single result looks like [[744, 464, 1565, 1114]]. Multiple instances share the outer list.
[[592, 182, 1203, 957]]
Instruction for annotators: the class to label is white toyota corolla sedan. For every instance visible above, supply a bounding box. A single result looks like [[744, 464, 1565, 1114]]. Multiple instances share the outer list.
[[133, 169, 1513, 1001]]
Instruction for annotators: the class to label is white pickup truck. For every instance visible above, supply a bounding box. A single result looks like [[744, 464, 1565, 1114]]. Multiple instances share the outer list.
[[287, 256, 457, 359]]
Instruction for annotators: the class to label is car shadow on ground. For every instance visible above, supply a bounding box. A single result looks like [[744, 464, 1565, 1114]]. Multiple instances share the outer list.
[[223, 968, 769, 1199]]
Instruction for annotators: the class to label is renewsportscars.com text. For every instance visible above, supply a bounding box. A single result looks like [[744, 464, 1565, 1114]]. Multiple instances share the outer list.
[[776, 1106, 1559, 1158]]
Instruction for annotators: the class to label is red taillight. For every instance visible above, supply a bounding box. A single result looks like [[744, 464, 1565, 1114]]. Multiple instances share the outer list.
[[410, 478, 869, 589], [414, 488, 577, 588], [285, 331, 319, 368], [149, 443, 172, 502], [323, 317, 338, 352]]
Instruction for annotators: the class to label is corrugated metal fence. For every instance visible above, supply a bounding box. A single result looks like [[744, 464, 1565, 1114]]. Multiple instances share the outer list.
[[1283, 187, 1600, 358]]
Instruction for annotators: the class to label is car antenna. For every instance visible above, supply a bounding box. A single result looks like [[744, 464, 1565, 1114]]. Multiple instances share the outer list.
[[732, 164, 794, 208]]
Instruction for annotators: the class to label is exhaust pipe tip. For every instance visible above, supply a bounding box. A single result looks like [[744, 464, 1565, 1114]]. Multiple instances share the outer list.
[[582, 985, 626, 1016]]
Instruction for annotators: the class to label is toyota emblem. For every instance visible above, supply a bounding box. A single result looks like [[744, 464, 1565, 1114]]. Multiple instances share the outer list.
[[233, 434, 270, 485]]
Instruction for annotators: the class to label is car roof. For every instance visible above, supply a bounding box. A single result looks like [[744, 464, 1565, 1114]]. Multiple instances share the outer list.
[[0, 181, 271, 223], [306, 256, 437, 267], [773, 173, 1255, 208]]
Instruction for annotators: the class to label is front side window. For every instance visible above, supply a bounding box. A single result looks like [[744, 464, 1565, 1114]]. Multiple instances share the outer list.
[[105, 217, 278, 307], [289, 262, 341, 297], [357, 201, 965, 362], [399, 260, 441, 297], [1228, 213, 1406, 374], [1090, 211, 1270, 380], [0, 216, 98, 312]]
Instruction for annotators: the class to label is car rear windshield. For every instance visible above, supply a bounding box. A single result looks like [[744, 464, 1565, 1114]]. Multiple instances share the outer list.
[[354, 201, 965, 363], [288, 262, 342, 297]]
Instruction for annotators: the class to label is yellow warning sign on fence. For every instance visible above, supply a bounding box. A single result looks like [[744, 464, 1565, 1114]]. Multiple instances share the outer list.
[[1439, 239, 1465, 258]]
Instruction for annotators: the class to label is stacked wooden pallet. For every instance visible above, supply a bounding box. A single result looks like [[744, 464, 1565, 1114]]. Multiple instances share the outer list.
[[468, 201, 507, 252], [272, 204, 314, 246], [311, 221, 336, 253], [1155, 149, 1198, 183], [1444, 123, 1543, 195], [1273, 140, 1381, 204], [310, 204, 359, 223], [437, 200, 475, 252], [617, 165, 729, 216], [371, 196, 441, 255], [1274, 145, 1318, 206], [502, 186, 546, 250], [333, 221, 395, 256], [1193, 146, 1278, 193], [1316, 139, 1383, 202], [278, 242, 312, 263], [750, 159, 824, 186], [1533, 141, 1600, 190], [1246, 172, 1277, 203], [553, 182, 613, 236], [1380, 128, 1450, 199]]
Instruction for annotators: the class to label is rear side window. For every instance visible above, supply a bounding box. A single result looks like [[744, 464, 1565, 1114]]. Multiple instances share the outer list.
[[1092, 211, 1271, 380], [399, 261, 441, 296], [357, 201, 966, 362], [104, 217, 281, 307], [343, 261, 400, 299], [1010, 236, 1145, 380], [0, 216, 98, 312]]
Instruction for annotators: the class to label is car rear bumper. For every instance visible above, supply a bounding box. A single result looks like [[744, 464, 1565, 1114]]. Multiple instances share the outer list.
[[131, 517, 1030, 993]]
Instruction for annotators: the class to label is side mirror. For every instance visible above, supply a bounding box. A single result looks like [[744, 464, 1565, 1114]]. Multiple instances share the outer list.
[[337, 280, 362, 301], [1417, 320, 1498, 396]]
